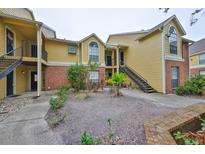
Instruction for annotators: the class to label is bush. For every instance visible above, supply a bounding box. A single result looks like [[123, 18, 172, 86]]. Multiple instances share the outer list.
[[176, 75, 205, 95], [81, 131, 95, 145], [49, 86, 70, 111], [55, 85, 70, 98], [68, 64, 87, 91], [49, 96, 66, 111]]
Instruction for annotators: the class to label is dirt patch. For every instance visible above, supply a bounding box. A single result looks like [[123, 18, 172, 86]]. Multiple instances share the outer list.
[[46, 90, 176, 144]]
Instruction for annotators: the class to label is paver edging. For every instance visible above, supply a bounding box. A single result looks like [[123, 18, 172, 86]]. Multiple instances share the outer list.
[[144, 102, 205, 145]]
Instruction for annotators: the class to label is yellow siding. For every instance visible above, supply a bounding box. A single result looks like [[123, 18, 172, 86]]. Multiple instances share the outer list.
[[190, 55, 199, 66], [108, 32, 163, 92], [164, 20, 183, 58], [81, 36, 105, 64], [45, 40, 77, 63]]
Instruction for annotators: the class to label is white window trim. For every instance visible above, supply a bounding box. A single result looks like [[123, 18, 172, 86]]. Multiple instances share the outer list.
[[88, 40, 100, 63], [168, 25, 178, 55]]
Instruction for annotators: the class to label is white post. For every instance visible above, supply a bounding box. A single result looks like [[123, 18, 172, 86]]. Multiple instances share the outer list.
[[116, 47, 119, 73], [37, 27, 42, 96]]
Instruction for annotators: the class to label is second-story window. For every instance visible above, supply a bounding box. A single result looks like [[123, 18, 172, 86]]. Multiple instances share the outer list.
[[89, 42, 99, 62], [169, 26, 178, 55], [199, 53, 205, 64]]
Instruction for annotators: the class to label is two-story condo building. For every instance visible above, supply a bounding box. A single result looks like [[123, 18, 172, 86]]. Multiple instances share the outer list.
[[190, 38, 205, 76], [0, 8, 192, 99]]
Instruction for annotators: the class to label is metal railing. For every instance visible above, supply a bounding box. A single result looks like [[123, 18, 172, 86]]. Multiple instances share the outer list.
[[0, 47, 23, 60], [121, 64, 148, 83]]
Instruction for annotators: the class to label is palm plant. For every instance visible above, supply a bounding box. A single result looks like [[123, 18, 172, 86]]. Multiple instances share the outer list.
[[111, 73, 126, 96]]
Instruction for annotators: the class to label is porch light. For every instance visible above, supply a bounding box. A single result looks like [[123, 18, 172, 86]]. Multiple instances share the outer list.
[[21, 71, 25, 75]]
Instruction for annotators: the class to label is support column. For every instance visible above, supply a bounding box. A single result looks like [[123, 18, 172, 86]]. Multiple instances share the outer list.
[[116, 47, 119, 73], [37, 27, 42, 96]]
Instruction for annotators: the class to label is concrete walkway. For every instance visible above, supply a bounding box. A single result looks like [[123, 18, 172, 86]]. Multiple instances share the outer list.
[[0, 102, 62, 145], [121, 89, 205, 108]]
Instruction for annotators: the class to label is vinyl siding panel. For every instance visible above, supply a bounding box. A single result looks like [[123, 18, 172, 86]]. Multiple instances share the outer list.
[[108, 32, 163, 92], [190, 54, 199, 66], [45, 40, 78, 63]]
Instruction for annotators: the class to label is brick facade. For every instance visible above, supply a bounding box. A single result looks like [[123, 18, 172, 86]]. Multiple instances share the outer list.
[[191, 68, 205, 76], [45, 66, 106, 90], [165, 42, 189, 93], [45, 66, 69, 90]]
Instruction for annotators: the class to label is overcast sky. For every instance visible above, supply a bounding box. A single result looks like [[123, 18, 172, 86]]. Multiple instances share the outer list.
[[32, 8, 205, 42]]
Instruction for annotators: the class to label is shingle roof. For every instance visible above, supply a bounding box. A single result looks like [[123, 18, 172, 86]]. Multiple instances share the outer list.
[[189, 38, 205, 55], [137, 15, 186, 40]]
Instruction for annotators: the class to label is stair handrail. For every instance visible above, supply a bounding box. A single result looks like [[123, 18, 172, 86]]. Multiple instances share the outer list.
[[121, 64, 148, 83], [0, 47, 23, 59]]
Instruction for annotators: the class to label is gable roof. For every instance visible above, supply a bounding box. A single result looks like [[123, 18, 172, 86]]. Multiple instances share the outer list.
[[106, 30, 149, 43], [137, 15, 186, 40], [79, 33, 105, 46], [189, 38, 205, 55]]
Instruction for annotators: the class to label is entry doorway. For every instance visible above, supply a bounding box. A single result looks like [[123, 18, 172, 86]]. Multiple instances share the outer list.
[[119, 50, 124, 65], [31, 72, 37, 91], [7, 71, 14, 96], [106, 55, 112, 66]]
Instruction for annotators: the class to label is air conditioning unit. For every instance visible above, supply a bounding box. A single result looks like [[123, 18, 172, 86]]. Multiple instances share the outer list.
[[68, 46, 77, 54]]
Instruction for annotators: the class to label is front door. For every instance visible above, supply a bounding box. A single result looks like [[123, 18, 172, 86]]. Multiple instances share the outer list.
[[6, 28, 14, 56], [120, 51, 124, 65], [7, 71, 14, 96], [31, 72, 37, 91]]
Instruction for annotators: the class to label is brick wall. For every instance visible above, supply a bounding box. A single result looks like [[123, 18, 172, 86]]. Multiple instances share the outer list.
[[191, 68, 205, 75], [165, 42, 189, 93], [45, 66, 69, 90], [45, 66, 105, 90]]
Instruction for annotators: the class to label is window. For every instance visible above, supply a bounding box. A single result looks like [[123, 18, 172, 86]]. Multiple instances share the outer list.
[[169, 26, 177, 55], [89, 42, 99, 62], [68, 46, 77, 54], [200, 70, 205, 75], [171, 67, 179, 89], [199, 53, 205, 65], [89, 71, 99, 83]]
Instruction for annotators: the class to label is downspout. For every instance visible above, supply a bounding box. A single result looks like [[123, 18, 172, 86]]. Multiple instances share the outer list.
[[161, 31, 166, 94]]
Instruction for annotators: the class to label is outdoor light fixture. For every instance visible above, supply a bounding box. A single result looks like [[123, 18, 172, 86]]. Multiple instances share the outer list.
[[21, 71, 25, 74]]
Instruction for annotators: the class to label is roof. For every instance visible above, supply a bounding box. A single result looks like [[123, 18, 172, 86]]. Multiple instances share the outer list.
[[79, 33, 105, 46], [24, 8, 35, 21], [137, 15, 186, 40], [46, 38, 79, 44], [106, 43, 129, 49], [106, 30, 148, 43], [189, 38, 205, 55]]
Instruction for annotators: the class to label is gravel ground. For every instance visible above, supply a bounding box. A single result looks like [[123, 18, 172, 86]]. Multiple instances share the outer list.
[[50, 90, 177, 145]]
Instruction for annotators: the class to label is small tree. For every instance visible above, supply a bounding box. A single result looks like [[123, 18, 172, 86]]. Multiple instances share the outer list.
[[111, 73, 126, 96], [67, 64, 87, 91]]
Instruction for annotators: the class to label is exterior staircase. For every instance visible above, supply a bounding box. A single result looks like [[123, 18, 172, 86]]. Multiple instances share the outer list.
[[0, 47, 23, 79], [119, 65, 156, 93]]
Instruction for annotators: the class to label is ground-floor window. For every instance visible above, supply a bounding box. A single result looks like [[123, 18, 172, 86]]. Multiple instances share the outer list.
[[89, 71, 99, 83], [171, 66, 179, 89], [200, 70, 205, 75]]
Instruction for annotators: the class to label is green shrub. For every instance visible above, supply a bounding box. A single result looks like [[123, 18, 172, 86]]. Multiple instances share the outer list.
[[68, 64, 87, 91], [49, 96, 66, 111], [55, 85, 70, 98], [176, 75, 205, 95], [81, 131, 95, 145], [111, 73, 126, 96]]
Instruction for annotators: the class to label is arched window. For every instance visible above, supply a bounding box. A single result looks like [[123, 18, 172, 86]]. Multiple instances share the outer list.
[[89, 42, 99, 62], [169, 26, 177, 55]]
